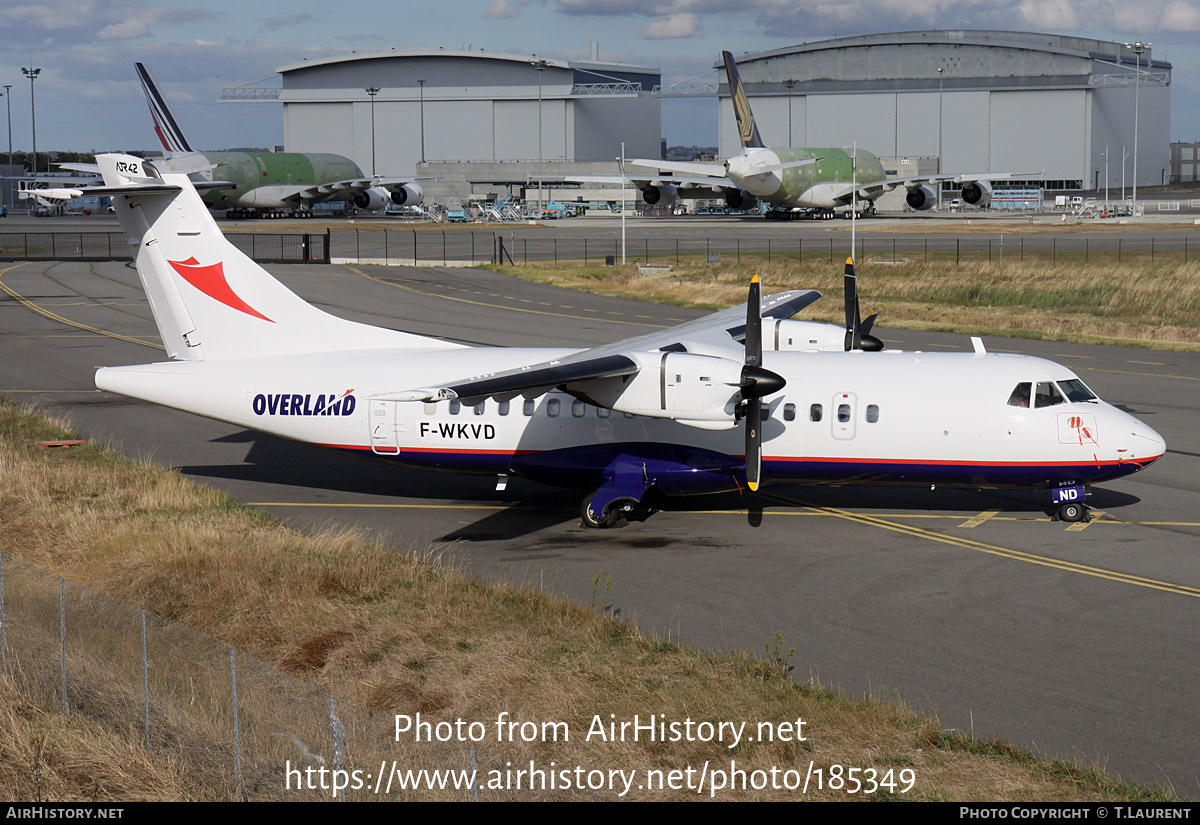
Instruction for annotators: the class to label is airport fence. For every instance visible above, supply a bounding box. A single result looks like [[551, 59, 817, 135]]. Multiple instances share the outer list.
[[327, 228, 1200, 269], [0, 232, 332, 265], [3, 228, 1197, 269], [0, 551, 480, 801]]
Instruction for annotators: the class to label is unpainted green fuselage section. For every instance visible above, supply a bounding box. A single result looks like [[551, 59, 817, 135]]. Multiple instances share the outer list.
[[751, 147, 888, 208], [199, 152, 364, 208]]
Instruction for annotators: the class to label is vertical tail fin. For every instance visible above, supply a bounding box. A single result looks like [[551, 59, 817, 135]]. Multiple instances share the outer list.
[[722, 50, 765, 150], [96, 153, 458, 361], [135, 62, 194, 154]]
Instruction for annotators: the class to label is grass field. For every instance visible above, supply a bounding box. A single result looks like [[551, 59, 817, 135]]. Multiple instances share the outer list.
[[0, 398, 1177, 801], [484, 257, 1200, 350]]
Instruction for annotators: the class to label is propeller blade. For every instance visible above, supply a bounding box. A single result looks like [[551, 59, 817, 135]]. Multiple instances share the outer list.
[[745, 274, 762, 368], [745, 397, 762, 491], [843, 256, 860, 351], [860, 312, 883, 351]]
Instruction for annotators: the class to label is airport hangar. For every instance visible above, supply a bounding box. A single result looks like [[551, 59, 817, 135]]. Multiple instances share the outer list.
[[245, 47, 661, 205], [721, 31, 1171, 205], [225, 31, 1170, 209]]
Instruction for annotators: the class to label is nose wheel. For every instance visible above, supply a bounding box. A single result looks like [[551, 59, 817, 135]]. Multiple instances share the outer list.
[[1057, 502, 1089, 523]]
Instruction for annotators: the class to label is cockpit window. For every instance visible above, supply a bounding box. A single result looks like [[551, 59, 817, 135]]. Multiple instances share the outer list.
[[1007, 382, 1031, 408], [1058, 379, 1097, 403], [1034, 381, 1065, 408]]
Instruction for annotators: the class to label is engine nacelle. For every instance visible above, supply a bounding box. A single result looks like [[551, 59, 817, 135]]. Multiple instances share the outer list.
[[905, 184, 938, 211], [390, 182, 424, 206], [960, 180, 993, 206], [640, 183, 678, 206], [725, 190, 759, 211], [352, 187, 389, 211], [574, 352, 746, 426], [762, 319, 846, 352]]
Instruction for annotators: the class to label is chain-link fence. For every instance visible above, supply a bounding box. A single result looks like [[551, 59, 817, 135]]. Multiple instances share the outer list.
[[0, 233, 331, 264], [0, 551, 479, 801], [326, 228, 1200, 268]]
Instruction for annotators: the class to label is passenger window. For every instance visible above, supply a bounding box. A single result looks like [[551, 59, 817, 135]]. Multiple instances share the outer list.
[[810, 403, 823, 422], [572, 400, 586, 417], [783, 403, 796, 422], [423, 402, 436, 416], [838, 404, 851, 423], [523, 399, 535, 416], [449, 400, 461, 415], [547, 399, 561, 417], [1035, 381, 1065, 408], [1058, 379, 1097, 403], [474, 401, 486, 415], [1007, 382, 1031, 408], [498, 401, 510, 416], [597, 407, 610, 418], [866, 404, 879, 423]]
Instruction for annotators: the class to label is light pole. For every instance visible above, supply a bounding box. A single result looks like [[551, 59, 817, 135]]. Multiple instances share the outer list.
[[531, 58, 548, 206], [936, 65, 945, 207], [619, 142, 626, 264], [1101, 145, 1110, 209], [784, 79, 796, 146], [365, 87, 379, 176], [417, 79, 426, 164], [1125, 40, 1150, 217], [21, 67, 39, 178], [2, 85, 10, 209]]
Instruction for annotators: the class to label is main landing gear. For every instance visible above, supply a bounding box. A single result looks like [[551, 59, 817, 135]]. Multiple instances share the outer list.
[[580, 492, 639, 529]]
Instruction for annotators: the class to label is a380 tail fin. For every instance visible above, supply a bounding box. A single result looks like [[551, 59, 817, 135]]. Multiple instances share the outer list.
[[96, 153, 459, 362], [722, 50, 765, 151], [135, 62, 194, 154]]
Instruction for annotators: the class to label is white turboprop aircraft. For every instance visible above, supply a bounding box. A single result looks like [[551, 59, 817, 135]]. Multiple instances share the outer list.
[[86, 152, 1163, 526]]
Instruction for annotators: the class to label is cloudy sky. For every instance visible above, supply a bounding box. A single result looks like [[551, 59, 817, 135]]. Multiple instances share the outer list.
[[1, 0, 1197, 154]]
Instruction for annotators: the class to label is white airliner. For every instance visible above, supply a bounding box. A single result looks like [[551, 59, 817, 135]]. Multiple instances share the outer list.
[[568, 52, 1034, 217], [85, 152, 1164, 526]]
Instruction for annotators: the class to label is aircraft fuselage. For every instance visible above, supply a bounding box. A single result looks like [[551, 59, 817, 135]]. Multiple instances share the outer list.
[[96, 348, 1165, 498], [729, 147, 889, 209], [198, 151, 364, 210]]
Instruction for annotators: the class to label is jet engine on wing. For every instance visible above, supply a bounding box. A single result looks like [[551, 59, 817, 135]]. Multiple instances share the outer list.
[[960, 180, 992, 206], [389, 182, 424, 206], [352, 187, 390, 211], [905, 184, 938, 211], [725, 190, 759, 211], [640, 183, 678, 206]]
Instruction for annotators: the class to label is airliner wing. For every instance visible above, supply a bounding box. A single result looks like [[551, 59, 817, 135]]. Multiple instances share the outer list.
[[629, 159, 728, 178], [379, 289, 820, 403], [282, 177, 427, 203], [879, 171, 1041, 193]]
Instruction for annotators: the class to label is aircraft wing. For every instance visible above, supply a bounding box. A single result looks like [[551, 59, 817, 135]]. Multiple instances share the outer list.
[[629, 158, 728, 179], [874, 171, 1041, 195], [287, 176, 429, 203], [378, 289, 821, 403], [557, 173, 735, 197]]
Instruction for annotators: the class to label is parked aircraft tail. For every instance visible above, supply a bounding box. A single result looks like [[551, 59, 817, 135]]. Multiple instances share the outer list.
[[94, 153, 458, 361], [722, 51, 765, 151], [135, 62, 195, 154]]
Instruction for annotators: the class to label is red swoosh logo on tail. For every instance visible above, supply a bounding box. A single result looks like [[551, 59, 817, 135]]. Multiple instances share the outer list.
[[168, 257, 275, 323]]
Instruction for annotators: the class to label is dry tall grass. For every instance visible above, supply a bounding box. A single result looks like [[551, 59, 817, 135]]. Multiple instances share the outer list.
[[0, 399, 1174, 800], [491, 258, 1200, 349]]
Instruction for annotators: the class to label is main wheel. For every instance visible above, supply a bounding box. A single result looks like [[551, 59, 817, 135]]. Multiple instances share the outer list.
[[1058, 502, 1085, 523], [580, 494, 632, 528]]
